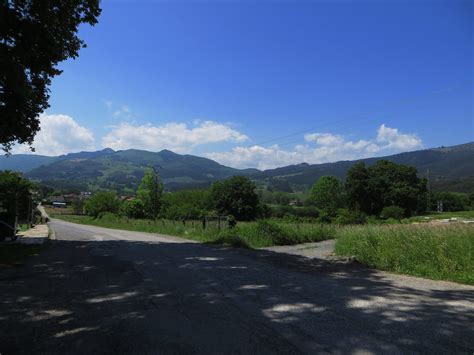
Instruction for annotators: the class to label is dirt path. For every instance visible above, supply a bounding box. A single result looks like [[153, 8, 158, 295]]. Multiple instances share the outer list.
[[261, 239, 336, 259], [1, 219, 473, 354]]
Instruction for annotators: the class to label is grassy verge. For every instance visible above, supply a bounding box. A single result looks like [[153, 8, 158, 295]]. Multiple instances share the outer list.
[[0, 244, 43, 267], [52, 213, 336, 248], [335, 224, 474, 285]]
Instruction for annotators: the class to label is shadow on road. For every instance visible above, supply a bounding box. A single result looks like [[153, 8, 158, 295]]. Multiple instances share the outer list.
[[1, 238, 473, 354]]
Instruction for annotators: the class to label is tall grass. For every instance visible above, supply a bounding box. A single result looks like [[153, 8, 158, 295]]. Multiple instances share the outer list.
[[335, 224, 474, 284], [53, 214, 336, 248]]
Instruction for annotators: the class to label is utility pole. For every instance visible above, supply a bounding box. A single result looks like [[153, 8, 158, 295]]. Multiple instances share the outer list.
[[426, 168, 431, 212], [14, 175, 20, 236], [151, 165, 163, 224]]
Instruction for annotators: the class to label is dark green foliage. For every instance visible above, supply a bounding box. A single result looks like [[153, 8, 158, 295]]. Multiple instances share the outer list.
[[137, 168, 164, 219], [317, 211, 333, 224], [161, 189, 210, 220], [0, 171, 32, 220], [255, 220, 286, 245], [345, 162, 371, 213], [308, 176, 346, 215], [120, 199, 146, 219], [71, 199, 85, 215], [345, 160, 427, 217], [431, 176, 474, 195], [0, 0, 101, 152], [431, 192, 470, 212], [380, 205, 405, 220], [270, 205, 319, 220], [84, 191, 120, 218], [210, 176, 260, 221], [334, 208, 367, 225]]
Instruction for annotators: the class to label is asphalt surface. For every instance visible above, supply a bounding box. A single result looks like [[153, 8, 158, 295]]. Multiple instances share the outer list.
[[1, 219, 473, 354]]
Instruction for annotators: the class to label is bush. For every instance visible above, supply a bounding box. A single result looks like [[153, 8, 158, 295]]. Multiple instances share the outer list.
[[71, 199, 85, 214], [270, 205, 319, 220], [120, 199, 145, 219], [84, 191, 120, 218], [431, 192, 470, 212], [317, 211, 333, 224], [210, 176, 260, 221], [334, 209, 367, 225], [256, 220, 287, 245], [380, 205, 405, 220]]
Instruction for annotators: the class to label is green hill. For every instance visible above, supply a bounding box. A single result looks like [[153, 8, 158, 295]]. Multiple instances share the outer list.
[[23, 149, 257, 192], [1, 142, 473, 193], [250, 142, 474, 192]]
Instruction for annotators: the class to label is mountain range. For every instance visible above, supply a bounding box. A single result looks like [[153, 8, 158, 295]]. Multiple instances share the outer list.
[[1, 142, 473, 193]]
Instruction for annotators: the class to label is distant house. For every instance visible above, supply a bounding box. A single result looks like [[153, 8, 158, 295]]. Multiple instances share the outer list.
[[52, 202, 67, 208], [50, 196, 66, 203]]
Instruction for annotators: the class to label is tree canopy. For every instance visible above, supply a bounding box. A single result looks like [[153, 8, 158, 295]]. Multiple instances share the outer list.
[[309, 176, 346, 215], [345, 160, 427, 216], [0, 171, 32, 219], [0, 0, 101, 152], [137, 168, 164, 219], [84, 191, 120, 218], [210, 176, 260, 221]]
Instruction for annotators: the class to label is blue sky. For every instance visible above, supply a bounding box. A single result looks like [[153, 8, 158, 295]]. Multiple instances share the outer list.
[[17, 0, 473, 169]]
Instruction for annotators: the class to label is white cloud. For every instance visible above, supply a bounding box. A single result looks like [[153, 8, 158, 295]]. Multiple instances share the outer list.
[[103, 99, 112, 109], [207, 124, 422, 169], [13, 113, 95, 156], [376, 124, 422, 151], [112, 105, 133, 120], [102, 120, 248, 153], [304, 133, 344, 146]]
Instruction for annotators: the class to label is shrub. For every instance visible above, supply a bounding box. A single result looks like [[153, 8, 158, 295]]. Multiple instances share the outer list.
[[256, 220, 288, 245], [380, 205, 405, 220], [71, 199, 85, 214], [210, 176, 260, 221], [84, 191, 120, 218], [317, 211, 333, 224], [431, 192, 470, 212], [308, 176, 346, 215], [120, 199, 146, 219], [334, 208, 367, 225]]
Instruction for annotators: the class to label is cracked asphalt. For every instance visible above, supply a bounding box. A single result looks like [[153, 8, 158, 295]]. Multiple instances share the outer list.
[[1, 219, 473, 354]]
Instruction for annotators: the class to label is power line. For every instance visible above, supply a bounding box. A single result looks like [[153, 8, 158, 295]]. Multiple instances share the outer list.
[[244, 84, 463, 149]]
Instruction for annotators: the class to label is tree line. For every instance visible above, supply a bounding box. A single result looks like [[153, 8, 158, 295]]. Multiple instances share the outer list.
[[79, 160, 474, 224], [2, 159, 472, 226]]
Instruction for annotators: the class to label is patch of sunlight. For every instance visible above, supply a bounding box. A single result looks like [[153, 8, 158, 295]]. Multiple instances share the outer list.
[[54, 326, 99, 338], [263, 303, 326, 323], [238, 284, 269, 290], [27, 309, 73, 321], [86, 291, 138, 304], [185, 256, 222, 261]]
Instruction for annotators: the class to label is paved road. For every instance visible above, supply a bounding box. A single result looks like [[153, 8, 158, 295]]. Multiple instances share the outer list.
[[1, 219, 473, 354]]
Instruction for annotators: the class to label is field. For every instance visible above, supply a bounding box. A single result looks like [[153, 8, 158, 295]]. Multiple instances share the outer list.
[[335, 223, 474, 284]]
